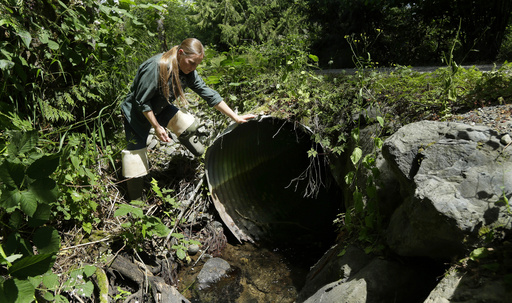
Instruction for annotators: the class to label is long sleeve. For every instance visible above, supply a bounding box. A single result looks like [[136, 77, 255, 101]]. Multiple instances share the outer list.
[[185, 71, 223, 107]]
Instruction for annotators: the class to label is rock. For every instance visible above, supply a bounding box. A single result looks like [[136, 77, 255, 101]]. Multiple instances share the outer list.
[[196, 257, 231, 289], [383, 121, 512, 259], [299, 119, 512, 303], [188, 244, 200, 255], [424, 269, 511, 303], [297, 245, 371, 302], [193, 257, 243, 302], [501, 133, 512, 145], [148, 276, 191, 303], [300, 258, 436, 303]]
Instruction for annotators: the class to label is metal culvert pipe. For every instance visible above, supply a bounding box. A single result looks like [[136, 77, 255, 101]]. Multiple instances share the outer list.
[[205, 116, 339, 245]]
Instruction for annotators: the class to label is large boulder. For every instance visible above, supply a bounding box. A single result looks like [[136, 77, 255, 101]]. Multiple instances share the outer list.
[[298, 244, 439, 303], [424, 268, 511, 303], [382, 121, 512, 258]]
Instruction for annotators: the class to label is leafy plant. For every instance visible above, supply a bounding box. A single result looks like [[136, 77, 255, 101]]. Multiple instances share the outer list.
[[35, 265, 97, 302], [114, 200, 171, 248], [0, 130, 63, 302]]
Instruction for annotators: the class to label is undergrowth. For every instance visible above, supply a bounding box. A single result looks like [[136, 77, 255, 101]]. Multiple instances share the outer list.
[[2, 7, 512, 299]]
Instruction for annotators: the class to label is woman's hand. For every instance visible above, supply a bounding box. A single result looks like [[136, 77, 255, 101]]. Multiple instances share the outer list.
[[234, 113, 257, 124], [144, 110, 171, 142], [214, 101, 256, 124], [155, 125, 171, 142]]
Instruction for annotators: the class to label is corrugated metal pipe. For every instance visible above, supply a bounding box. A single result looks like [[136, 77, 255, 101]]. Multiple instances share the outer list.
[[205, 116, 340, 246]]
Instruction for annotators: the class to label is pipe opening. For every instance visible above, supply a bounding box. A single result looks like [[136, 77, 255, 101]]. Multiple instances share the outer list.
[[205, 117, 340, 246]]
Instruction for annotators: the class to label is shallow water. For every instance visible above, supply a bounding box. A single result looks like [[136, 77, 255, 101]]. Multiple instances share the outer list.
[[177, 242, 320, 302]]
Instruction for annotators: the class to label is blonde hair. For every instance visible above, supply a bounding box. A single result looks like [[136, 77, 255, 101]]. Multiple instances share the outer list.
[[159, 38, 205, 107]]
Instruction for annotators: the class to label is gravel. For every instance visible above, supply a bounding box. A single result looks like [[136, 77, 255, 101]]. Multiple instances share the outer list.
[[446, 104, 512, 135]]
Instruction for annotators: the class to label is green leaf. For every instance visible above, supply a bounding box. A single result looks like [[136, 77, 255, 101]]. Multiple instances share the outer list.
[[3, 233, 32, 257], [0, 279, 16, 303], [28, 177, 59, 204], [469, 247, 488, 261], [0, 159, 26, 188], [27, 154, 60, 179], [374, 137, 383, 150], [151, 178, 163, 198], [9, 253, 55, 278], [353, 189, 364, 213], [9, 210, 23, 229], [19, 190, 38, 217], [344, 171, 355, 185], [146, 217, 170, 237], [7, 130, 37, 155], [33, 227, 61, 254], [42, 273, 59, 290], [0, 60, 15, 70], [114, 204, 143, 218], [28, 203, 52, 227], [171, 233, 185, 239], [83, 265, 97, 277], [308, 54, 319, 62], [362, 154, 375, 169], [350, 147, 363, 165], [17, 31, 32, 48], [79, 280, 94, 297], [82, 222, 92, 234], [175, 248, 186, 260], [351, 128, 359, 142], [12, 278, 36, 303], [376, 116, 384, 127]]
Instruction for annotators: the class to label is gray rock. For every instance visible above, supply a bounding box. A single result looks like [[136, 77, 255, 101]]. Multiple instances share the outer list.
[[196, 257, 231, 290], [501, 133, 512, 145], [424, 269, 511, 303], [383, 121, 512, 258], [297, 245, 371, 302], [301, 258, 431, 303], [187, 244, 200, 255]]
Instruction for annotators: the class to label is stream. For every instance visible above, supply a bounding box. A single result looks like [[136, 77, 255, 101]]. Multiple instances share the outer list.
[[176, 240, 327, 303]]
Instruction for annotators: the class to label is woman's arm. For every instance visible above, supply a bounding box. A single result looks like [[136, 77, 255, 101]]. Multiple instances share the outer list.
[[214, 101, 256, 123], [143, 110, 171, 142]]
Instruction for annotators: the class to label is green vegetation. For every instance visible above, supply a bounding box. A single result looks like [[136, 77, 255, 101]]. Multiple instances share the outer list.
[[1, 0, 512, 301]]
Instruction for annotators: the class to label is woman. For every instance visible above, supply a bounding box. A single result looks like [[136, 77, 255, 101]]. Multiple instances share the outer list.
[[121, 38, 255, 199]]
